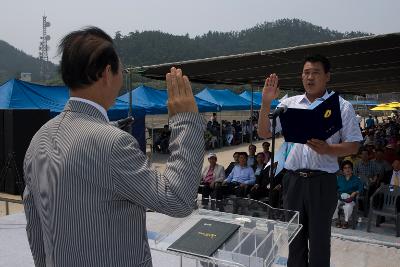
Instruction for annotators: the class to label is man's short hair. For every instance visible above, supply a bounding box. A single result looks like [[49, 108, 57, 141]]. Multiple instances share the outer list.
[[58, 26, 120, 89], [239, 152, 248, 159], [303, 54, 331, 73], [262, 141, 270, 147]]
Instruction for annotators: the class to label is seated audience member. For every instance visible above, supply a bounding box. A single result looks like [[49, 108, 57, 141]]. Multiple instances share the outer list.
[[365, 114, 375, 129], [262, 141, 271, 163], [250, 152, 282, 207], [247, 144, 257, 166], [221, 152, 255, 197], [210, 112, 217, 122], [154, 125, 171, 153], [374, 149, 393, 184], [354, 148, 379, 195], [363, 130, 375, 147], [225, 122, 234, 146], [333, 160, 363, 229], [383, 144, 400, 164], [250, 152, 269, 200], [233, 121, 242, 145], [200, 153, 225, 205], [225, 152, 239, 177], [390, 160, 400, 187]]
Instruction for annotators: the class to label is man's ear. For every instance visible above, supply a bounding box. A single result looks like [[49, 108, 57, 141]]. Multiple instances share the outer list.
[[326, 72, 331, 82], [102, 65, 112, 86]]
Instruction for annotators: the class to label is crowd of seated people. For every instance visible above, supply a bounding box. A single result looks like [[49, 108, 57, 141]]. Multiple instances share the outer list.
[[334, 113, 400, 229], [152, 112, 261, 153], [199, 141, 284, 209], [204, 113, 260, 150], [199, 113, 400, 227]]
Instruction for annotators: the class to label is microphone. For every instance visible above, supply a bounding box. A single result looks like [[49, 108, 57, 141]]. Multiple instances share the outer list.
[[116, 116, 134, 128], [270, 105, 287, 119], [110, 116, 134, 131]]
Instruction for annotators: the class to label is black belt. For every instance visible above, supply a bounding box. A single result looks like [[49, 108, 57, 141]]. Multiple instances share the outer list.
[[290, 169, 328, 178]]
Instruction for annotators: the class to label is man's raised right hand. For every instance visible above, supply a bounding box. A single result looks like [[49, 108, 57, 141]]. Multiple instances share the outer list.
[[262, 73, 280, 105], [166, 67, 198, 117]]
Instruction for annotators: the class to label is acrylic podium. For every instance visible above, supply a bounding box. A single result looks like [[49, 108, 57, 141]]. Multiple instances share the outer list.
[[146, 198, 302, 267]]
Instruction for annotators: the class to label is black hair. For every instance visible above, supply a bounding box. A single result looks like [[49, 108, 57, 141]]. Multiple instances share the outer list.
[[341, 160, 353, 170], [239, 152, 248, 159], [58, 26, 120, 89], [303, 54, 331, 73]]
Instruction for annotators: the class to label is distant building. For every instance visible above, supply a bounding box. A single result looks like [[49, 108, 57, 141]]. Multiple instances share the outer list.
[[20, 72, 32, 82]]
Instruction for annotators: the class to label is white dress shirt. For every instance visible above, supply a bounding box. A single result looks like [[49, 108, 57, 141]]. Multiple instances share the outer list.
[[274, 91, 363, 173], [390, 170, 400, 186], [69, 97, 109, 122]]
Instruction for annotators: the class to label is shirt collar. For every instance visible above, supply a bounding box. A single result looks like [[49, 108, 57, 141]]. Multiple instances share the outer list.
[[298, 90, 329, 105], [69, 97, 109, 122]]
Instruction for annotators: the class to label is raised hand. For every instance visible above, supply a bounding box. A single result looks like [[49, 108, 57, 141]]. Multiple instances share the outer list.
[[262, 73, 280, 104], [166, 67, 198, 117]]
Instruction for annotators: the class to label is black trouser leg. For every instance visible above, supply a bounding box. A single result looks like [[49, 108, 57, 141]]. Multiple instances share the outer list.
[[307, 173, 337, 267], [283, 172, 309, 267], [283, 172, 337, 267], [201, 184, 211, 205]]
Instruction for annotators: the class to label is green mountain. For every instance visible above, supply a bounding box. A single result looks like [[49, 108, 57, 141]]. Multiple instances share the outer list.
[[115, 18, 369, 67], [0, 40, 57, 84]]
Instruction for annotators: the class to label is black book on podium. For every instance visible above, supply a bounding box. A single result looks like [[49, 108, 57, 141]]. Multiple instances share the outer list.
[[279, 92, 342, 144], [168, 218, 240, 257]]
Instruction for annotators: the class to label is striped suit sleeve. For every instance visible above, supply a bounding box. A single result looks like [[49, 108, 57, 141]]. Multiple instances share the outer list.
[[23, 179, 46, 267], [110, 112, 205, 217]]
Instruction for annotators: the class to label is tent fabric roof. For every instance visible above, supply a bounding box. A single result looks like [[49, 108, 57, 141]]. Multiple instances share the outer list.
[[117, 85, 219, 114], [0, 79, 143, 119], [0, 79, 68, 112], [239, 91, 280, 109], [195, 88, 253, 111], [137, 33, 400, 95]]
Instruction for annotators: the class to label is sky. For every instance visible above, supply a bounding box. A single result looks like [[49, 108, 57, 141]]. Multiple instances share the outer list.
[[1, 0, 400, 63]]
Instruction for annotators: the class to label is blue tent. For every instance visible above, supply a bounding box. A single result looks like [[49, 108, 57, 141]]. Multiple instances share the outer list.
[[0, 79, 144, 120], [239, 91, 280, 109], [0, 79, 69, 113], [0, 79, 147, 151], [195, 88, 253, 111], [118, 85, 219, 114]]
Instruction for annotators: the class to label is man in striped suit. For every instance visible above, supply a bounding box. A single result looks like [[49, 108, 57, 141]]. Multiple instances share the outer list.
[[23, 27, 205, 267]]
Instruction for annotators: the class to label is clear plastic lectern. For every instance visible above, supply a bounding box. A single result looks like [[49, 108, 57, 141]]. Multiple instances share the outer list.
[[146, 198, 302, 267]]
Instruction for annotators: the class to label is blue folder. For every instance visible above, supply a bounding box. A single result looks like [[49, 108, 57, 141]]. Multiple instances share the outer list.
[[279, 92, 343, 144]]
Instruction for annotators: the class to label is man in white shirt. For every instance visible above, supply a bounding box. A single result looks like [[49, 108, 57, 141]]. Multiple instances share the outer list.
[[258, 54, 362, 267]]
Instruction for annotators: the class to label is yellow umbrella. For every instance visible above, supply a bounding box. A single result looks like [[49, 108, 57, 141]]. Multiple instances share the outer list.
[[387, 103, 400, 108], [370, 106, 397, 111]]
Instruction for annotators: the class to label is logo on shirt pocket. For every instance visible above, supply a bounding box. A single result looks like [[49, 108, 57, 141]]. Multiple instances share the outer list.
[[324, 109, 332, 118]]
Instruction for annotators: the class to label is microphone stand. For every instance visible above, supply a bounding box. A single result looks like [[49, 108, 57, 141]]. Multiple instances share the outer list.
[[268, 112, 277, 208]]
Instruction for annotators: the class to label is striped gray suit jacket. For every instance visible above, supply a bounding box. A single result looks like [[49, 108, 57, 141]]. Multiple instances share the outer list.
[[23, 100, 205, 267]]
